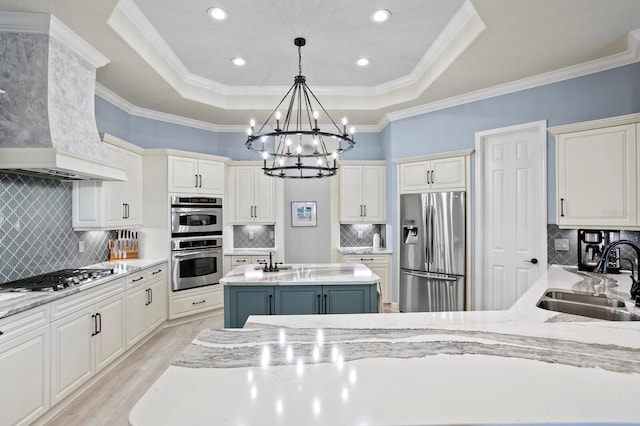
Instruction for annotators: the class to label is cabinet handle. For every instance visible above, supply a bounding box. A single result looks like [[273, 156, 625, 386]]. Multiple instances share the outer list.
[[254, 205, 257, 218], [317, 294, 321, 314], [133, 276, 144, 283], [192, 300, 206, 305], [431, 170, 434, 184], [360, 205, 363, 217], [0, 330, 3, 336], [268, 294, 273, 315], [96, 312, 102, 334], [122, 203, 126, 219], [363, 205, 367, 217], [199, 174, 203, 188], [152, 269, 163, 275], [127, 204, 130, 218], [323, 294, 328, 314], [195, 174, 199, 188], [361, 258, 374, 261], [149, 288, 153, 304], [91, 314, 97, 337], [426, 170, 430, 185], [145, 289, 150, 306], [560, 198, 565, 217]]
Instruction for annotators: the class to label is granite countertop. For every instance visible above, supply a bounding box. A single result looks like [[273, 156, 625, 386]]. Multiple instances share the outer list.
[[220, 263, 380, 286], [0, 258, 167, 320], [129, 265, 640, 425], [224, 249, 277, 256], [339, 246, 392, 254]]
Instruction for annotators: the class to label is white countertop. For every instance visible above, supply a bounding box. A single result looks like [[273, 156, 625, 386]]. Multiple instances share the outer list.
[[220, 263, 380, 286], [339, 247, 392, 255], [224, 249, 277, 256], [0, 258, 166, 319], [129, 265, 640, 425]]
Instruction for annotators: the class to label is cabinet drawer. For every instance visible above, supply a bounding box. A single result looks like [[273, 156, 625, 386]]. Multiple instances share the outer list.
[[342, 254, 389, 265], [231, 256, 252, 266], [51, 279, 124, 321], [0, 305, 49, 342], [126, 265, 167, 290], [169, 287, 223, 319]]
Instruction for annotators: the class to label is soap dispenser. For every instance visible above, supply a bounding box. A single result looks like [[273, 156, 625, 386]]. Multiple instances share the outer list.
[[373, 233, 381, 249]]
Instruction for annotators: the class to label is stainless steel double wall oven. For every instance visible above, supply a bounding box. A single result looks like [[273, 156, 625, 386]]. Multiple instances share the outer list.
[[170, 196, 223, 291]]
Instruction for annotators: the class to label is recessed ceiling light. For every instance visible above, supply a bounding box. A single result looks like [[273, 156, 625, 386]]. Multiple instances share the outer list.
[[231, 57, 246, 66], [207, 7, 229, 21], [356, 58, 370, 67], [371, 9, 391, 23]]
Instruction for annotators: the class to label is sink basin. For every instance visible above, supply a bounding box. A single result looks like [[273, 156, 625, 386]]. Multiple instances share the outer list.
[[543, 289, 626, 308], [537, 299, 640, 321]]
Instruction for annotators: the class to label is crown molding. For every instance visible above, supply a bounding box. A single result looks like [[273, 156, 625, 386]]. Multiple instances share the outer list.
[[547, 112, 640, 135]]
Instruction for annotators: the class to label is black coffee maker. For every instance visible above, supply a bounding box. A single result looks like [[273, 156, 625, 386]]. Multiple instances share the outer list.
[[577, 229, 620, 272]]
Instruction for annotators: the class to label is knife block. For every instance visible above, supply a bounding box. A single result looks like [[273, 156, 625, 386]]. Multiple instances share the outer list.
[[109, 240, 139, 260]]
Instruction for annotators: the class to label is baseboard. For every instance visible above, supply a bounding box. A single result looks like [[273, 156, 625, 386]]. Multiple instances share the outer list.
[[164, 307, 223, 328]]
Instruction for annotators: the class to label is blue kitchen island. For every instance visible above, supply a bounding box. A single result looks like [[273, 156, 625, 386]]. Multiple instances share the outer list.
[[221, 263, 380, 328]]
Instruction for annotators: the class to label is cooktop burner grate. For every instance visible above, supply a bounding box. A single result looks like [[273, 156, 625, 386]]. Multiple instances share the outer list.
[[0, 268, 115, 292]]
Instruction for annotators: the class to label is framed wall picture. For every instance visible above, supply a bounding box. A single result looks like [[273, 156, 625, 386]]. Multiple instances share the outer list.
[[291, 201, 317, 227]]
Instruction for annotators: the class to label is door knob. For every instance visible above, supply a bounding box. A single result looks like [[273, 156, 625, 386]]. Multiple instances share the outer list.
[[524, 258, 538, 264]]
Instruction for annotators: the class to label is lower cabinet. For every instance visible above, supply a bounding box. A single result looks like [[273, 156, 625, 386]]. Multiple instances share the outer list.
[[0, 306, 50, 426], [342, 254, 391, 305], [125, 266, 167, 348], [169, 285, 223, 319], [224, 284, 377, 328], [50, 287, 125, 406]]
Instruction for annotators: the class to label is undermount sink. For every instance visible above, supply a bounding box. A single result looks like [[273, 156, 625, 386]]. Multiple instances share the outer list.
[[537, 288, 640, 321]]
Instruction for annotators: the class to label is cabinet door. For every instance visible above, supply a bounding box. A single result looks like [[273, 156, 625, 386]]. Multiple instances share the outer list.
[[233, 166, 256, 222], [253, 169, 275, 223], [361, 166, 386, 222], [224, 286, 274, 328], [340, 166, 364, 222], [125, 285, 148, 348], [147, 278, 167, 331], [368, 264, 389, 305], [198, 159, 225, 195], [50, 307, 94, 405], [0, 326, 49, 425], [104, 145, 128, 227], [125, 150, 143, 225], [94, 294, 125, 372], [275, 286, 322, 315], [322, 285, 372, 314], [557, 124, 637, 227], [72, 181, 102, 228], [168, 156, 199, 194], [430, 157, 466, 190], [399, 161, 429, 193]]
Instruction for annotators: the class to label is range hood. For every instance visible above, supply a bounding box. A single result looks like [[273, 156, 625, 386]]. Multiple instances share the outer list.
[[0, 12, 126, 181]]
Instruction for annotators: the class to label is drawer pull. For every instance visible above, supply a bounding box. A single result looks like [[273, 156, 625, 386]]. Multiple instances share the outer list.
[[361, 258, 374, 261], [132, 277, 145, 282], [0, 330, 3, 336], [152, 269, 163, 275], [192, 300, 206, 305]]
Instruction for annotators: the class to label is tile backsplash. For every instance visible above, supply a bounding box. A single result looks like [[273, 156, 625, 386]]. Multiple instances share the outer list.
[[233, 225, 275, 248], [0, 172, 112, 283], [340, 224, 384, 247], [547, 224, 640, 267]]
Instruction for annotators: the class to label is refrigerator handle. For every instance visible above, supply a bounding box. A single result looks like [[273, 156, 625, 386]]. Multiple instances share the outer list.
[[422, 196, 430, 269], [402, 270, 458, 281]]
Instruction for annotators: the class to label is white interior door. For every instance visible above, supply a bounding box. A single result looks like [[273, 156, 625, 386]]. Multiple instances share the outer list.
[[475, 121, 547, 310]]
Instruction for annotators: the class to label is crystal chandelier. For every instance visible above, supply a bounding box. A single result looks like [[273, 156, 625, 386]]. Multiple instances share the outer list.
[[246, 38, 355, 178]]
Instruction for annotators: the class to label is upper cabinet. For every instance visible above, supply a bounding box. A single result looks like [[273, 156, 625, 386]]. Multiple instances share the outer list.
[[339, 163, 386, 223], [399, 156, 466, 193], [168, 156, 224, 196], [73, 134, 143, 230], [550, 116, 640, 229], [228, 164, 275, 224]]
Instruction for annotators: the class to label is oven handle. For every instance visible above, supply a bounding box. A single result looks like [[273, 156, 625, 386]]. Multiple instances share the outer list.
[[172, 207, 221, 215], [172, 248, 222, 258]]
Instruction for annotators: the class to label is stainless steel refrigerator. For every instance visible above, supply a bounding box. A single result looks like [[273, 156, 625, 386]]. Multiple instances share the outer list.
[[400, 192, 465, 312]]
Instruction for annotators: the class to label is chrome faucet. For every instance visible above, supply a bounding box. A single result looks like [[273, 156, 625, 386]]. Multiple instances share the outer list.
[[595, 239, 640, 303]]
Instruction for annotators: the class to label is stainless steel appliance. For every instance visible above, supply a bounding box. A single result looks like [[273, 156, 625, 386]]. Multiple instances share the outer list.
[[0, 268, 115, 292], [171, 236, 223, 291], [400, 192, 465, 312], [171, 196, 222, 237], [578, 229, 620, 272]]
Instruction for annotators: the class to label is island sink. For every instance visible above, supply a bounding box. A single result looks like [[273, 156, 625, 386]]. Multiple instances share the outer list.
[[537, 288, 640, 321]]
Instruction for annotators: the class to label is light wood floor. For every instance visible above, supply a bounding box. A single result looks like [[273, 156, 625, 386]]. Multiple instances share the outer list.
[[46, 313, 224, 426]]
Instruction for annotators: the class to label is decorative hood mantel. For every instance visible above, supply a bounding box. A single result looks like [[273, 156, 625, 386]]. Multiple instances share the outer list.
[[0, 11, 125, 181]]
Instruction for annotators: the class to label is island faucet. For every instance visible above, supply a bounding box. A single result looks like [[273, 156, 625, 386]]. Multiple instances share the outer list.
[[595, 239, 640, 304]]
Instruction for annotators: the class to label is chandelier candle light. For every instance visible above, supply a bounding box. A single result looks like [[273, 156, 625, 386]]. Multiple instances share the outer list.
[[245, 38, 356, 178]]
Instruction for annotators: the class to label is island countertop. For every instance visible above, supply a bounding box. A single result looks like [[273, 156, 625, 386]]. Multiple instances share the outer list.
[[220, 263, 380, 286], [129, 266, 640, 425]]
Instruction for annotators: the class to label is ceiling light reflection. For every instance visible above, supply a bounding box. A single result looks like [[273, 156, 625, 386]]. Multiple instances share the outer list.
[[371, 9, 391, 22], [337, 355, 344, 370], [286, 346, 294, 362], [342, 387, 349, 401], [247, 371, 253, 382], [349, 369, 357, 385], [276, 399, 283, 415], [313, 346, 320, 362], [250, 385, 257, 399], [313, 399, 321, 415], [297, 359, 304, 376], [316, 329, 324, 345], [279, 329, 286, 346], [331, 346, 339, 362], [261, 346, 270, 367]]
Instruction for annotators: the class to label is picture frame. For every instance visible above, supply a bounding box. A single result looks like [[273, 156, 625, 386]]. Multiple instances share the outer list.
[[291, 201, 317, 227]]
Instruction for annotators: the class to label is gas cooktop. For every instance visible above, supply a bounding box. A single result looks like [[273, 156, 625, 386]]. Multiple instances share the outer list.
[[0, 268, 115, 292]]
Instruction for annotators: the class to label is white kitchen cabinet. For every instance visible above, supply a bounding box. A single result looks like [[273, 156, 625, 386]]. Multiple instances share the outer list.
[[340, 164, 386, 223], [555, 123, 638, 228], [399, 156, 466, 193], [168, 155, 225, 195], [169, 285, 224, 320], [0, 306, 50, 425], [50, 279, 125, 406], [342, 254, 391, 305], [229, 165, 275, 223], [72, 134, 143, 230], [125, 264, 167, 348]]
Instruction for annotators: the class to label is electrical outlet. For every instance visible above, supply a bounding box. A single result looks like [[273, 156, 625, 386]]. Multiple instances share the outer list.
[[78, 240, 85, 253], [249, 231, 255, 240], [554, 239, 569, 251], [357, 230, 364, 239]]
